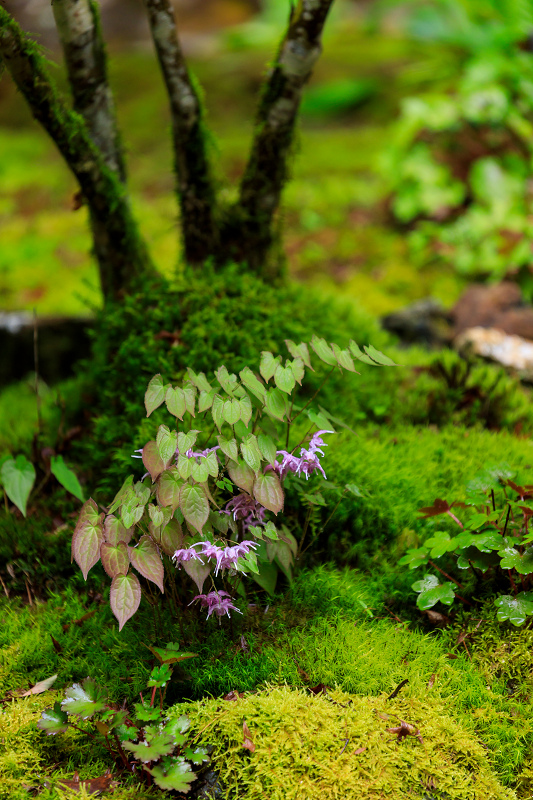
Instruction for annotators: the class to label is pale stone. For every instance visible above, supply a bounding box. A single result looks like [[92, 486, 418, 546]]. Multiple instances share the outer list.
[[455, 326, 533, 372]]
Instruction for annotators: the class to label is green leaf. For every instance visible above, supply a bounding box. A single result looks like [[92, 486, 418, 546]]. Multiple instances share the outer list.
[[495, 592, 533, 626], [50, 456, 84, 501], [285, 340, 312, 369], [205, 451, 218, 478], [192, 459, 208, 484], [133, 702, 162, 722], [37, 702, 69, 735], [187, 368, 211, 393], [223, 398, 241, 425], [215, 365, 238, 396], [307, 409, 332, 431], [156, 468, 184, 512], [142, 441, 167, 482], [104, 515, 134, 546], [130, 535, 165, 592], [183, 558, 212, 593], [253, 473, 284, 514], [241, 435, 262, 473], [183, 384, 196, 417], [267, 538, 294, 581], [177, 455, 193, 480], [289, 358, 305, 385], [61, 678, 107, 719], [146, 760, 196, 793], [217, 436, 239, 462], [412, 574, 455, 610], [148, 663, 173, 688], [166, 387, 186, 420], [145, 375, 168, 417], [363, 344, 399, 366], [274, 364, 295, 394], [239, 367, 266, 401], [177, 430, 199, 454], [71, 501, 104, 580], [146, 644, 197, 666], [397, 548, 429, 570], [164, 715, 190, 738], [110, 572, 142, 630], [156, 426, 178, 463], [0, 455, 36, 516], [108, 475, 134, 515], [258, 434, 277, 467], [239, 394, 253, 427], [265, 387, 288, 421], [423, 531, 456, 559], [123, 734, 175, 763], [152, 518, 183, 556], [198, 389, 216, 412], [251, 558, 278, 595], [331, 343, 357, 372], [227, 459, 255, 495], [100, 541, 129, 579], [498, 545, 533, 574], [184, 746, 210, 765], [310, 335, 337, 366], [349, 340, 378, 365], [212, 395, 225, 431], [148, 501, 172, 529], [260, 351, 282, 382], [121, 497, 145, 529], [179, 484, 209, 534]]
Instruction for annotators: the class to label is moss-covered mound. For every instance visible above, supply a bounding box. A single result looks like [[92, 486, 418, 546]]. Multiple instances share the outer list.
[[173, 685, 514, 800]]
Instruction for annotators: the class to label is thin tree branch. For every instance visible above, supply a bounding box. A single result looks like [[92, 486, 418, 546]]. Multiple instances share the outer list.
[[52, 0, 126, 180], [0, 10, 155, 301], [144, 0, 218, 265], [236, 0, 336, 272]]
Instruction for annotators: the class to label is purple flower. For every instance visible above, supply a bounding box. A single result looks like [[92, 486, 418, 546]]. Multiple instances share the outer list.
[[272, 451, 301, 480], [185, 445, 219, 461], [272, 430, 333, 481], [172, 544, 204, 566], [189, 590, 242, 620], [196, 539, 258, 575], [223, 494, 267, 532], [297, 448, 327, 479], [308, 430, 334, 457]]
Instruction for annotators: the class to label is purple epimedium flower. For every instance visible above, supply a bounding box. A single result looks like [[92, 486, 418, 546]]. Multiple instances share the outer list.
[[272, 430, 333, 481], [196, 539, 258, 575], [223, 494, 267, 532], [172, 544, 205, 566], [189, 590, 242, 620]]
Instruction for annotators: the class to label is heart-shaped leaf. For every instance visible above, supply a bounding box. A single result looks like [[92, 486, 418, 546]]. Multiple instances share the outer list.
[[148, 504, 172, 529], [72, 508, 104, 581], [239, 367, 266, 401], [1, 455, 36, 517], [187, 368, 211, 393], [260, 352, 282, 382], [183, 384, 196, 416], [258, 434, 277, 467], [50, 455, 84, 501], [285, 340, 312, 369], [310, 335, 337, 366], [142, 441, 167, 482], [152, 518, 183, 556], [166, 386, 186, 420], [274, 364, 295, 394], [179, 484, 209, 534], [156, 468, 184, 512], [239, 394, 253, 427], [177, 430, 199, 453], [241, 435, 262, 473], [227, 460, 255, 495], [110, 572, 141, 630], [100, 541, 130, 578], [217, 436, 239, 462], [265, 387, 288, 421], [145, 760, 196, 793], [253, 474, 284, 514], [331, 343, 357, 372], [198, 389, 216, 412], [223, 398, 241, 425], [145, 375, 167, 417], [156, 426, 178, 463], [104, 515, 134, 546], [183, 558, 211, 593], [192, 459, 209, 484], [215, 365, 238, 396], [129, 535, 164, 593]]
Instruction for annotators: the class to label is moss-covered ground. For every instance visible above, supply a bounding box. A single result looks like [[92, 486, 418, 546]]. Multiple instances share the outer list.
[[2, 7, 533, 799]]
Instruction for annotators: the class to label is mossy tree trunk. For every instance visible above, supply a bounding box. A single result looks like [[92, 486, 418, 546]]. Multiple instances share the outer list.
[[0, 0, 337, 298]]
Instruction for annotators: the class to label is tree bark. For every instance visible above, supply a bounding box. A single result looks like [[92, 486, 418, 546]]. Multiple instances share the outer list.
[[144, 0, 218, 266], [0, 10, 154, 302], [233, 0, 336, 275], [52, 0, 126, 181]]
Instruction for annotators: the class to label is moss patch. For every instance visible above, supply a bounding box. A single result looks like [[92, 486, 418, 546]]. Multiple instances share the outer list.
[[173, 685, 514, 800]]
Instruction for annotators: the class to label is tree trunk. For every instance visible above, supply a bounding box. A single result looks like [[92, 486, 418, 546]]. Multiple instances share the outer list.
[[0, 10, 154, 301]]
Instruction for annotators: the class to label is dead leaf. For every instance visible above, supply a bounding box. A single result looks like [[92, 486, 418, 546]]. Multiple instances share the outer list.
[[417, 498, 451, 518], [50, 636, 63, 654], [427, 673, 436, 690], [308, 683, 328, 695], [71, 191, 84, 211], [56, 769, 116, 795], [62, 611, 95, 632], [223, 690, 245, 702], [242, 720, 255, 752], [423, 609, 449, 626], [445, 653, 458, 660], [353, 747, 367, 755], [386, 720, 423, 745], [386, 679, 408, 700], [19, 674, 57, 697]]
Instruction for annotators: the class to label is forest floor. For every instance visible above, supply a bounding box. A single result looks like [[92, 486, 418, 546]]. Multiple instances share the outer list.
[[2, 11, 533, 800]]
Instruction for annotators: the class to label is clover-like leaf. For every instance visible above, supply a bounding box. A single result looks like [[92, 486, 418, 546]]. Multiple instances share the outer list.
[[498, 545, 533, 575], [145, 375, 168, 417], [145, 759, 196, 793], [147, 664, 173, 688], [129, 535, 164, 593], [412, 574, 455, 610], [37, 702, 69, 735], [1, 455, 36, 517], [253, 473, 284, 514], [397, 548, 429, 570], [61, 677, 107, 719], [110, 572, 142, 631], [100, 541, 130, 579], [179, 484, 209, 534], [495, 592, 533, 626], [423, 531, 456, 559]]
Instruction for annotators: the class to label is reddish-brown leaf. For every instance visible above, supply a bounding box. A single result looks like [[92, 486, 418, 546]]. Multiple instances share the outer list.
[[417, 498, 450, 518], [223, 690, 245, 701], [353, 747, 367, 755], [56, 768, 116, 795], [242, 720, 255, 752], [427, 673, 436, 689]]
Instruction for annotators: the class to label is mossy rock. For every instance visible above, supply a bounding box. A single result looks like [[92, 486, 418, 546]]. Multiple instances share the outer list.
[[172, 685, 514, 799]]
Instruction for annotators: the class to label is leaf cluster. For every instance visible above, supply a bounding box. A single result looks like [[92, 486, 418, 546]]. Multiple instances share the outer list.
[[400, 465, 533, 624], [37, 644, 207, 793], [0, 452, 83, 517]]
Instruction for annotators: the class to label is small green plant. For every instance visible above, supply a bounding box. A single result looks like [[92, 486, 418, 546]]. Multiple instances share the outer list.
[[399, 465, 533, 625], [71, 337, 396, 628], [37, 642, 208, 792], [0, 452, 84, 516]]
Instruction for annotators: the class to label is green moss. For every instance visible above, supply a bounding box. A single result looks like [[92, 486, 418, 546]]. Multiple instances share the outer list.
[[171, 686, 514, 800]]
